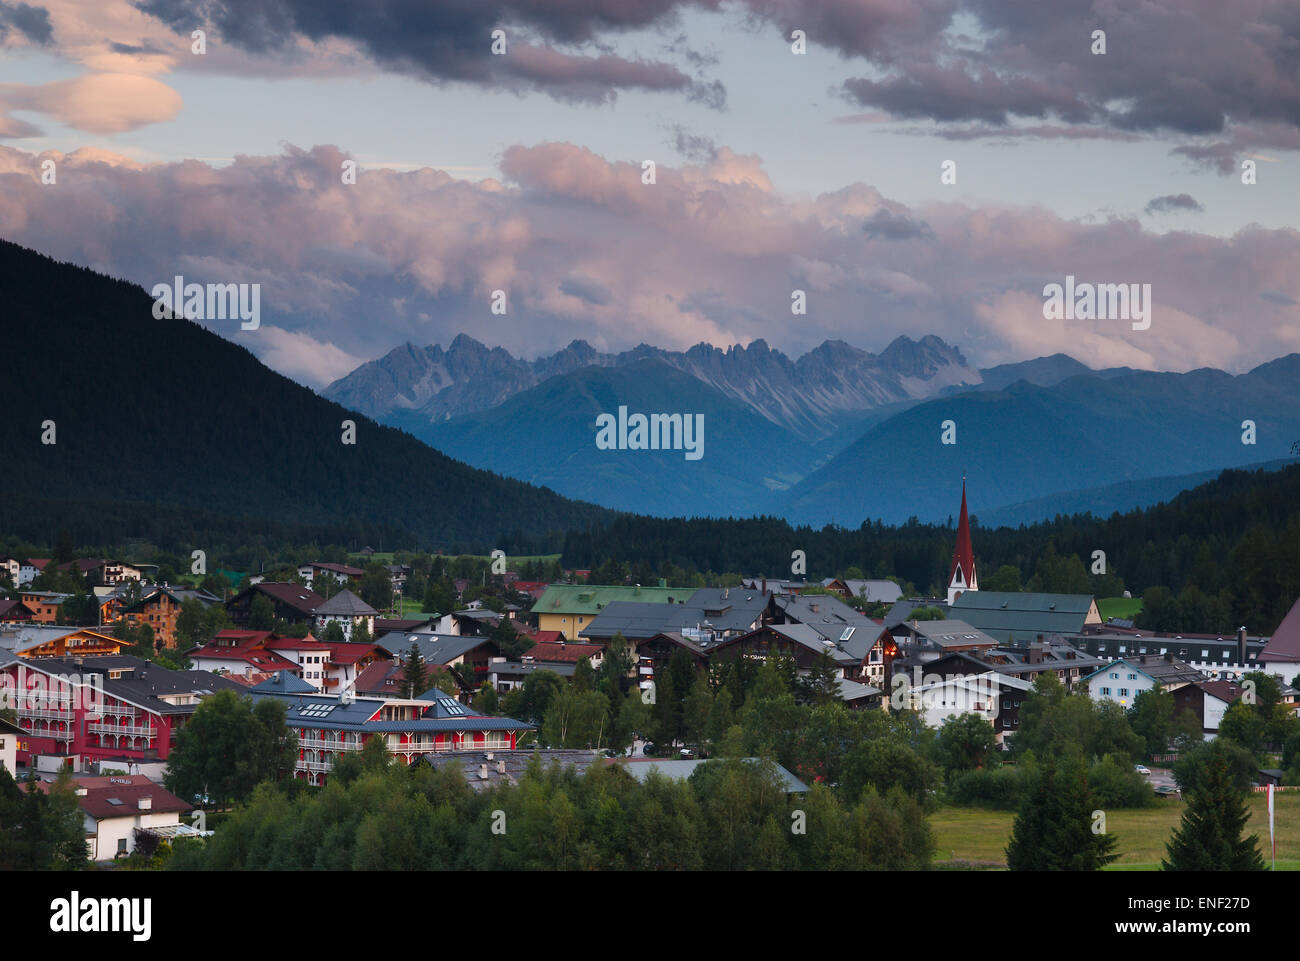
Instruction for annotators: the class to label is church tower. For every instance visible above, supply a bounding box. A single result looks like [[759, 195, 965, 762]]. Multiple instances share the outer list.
[[947, 479, 978, 605]]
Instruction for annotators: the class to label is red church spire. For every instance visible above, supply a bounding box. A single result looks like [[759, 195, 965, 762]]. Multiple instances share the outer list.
[[948, 478, 978, 604]]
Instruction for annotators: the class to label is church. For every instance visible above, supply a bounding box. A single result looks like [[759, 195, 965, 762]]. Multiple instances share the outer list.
[[947, 479, 977, 606]]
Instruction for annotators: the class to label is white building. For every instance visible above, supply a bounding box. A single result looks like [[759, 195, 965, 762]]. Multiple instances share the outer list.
[[0, 718, 20, 775], [1083, 655, 1204, 708], [41, 774, 195, 860]]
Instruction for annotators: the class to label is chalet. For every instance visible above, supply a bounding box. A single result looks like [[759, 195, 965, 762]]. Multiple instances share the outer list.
[[297, 562, 364, 588], [0, 624, 124, 659], [1172, 679, 1244, 739], [372, 631, 502, 693], [227, 582, 325, 626], [709, 623, 859, 673], [36, 774, 195, 860], [187, 629, 300, 678], [821, 578, 903, 604], [1083, 654, 1204, 707], [858, 627, 902, 690], [522, 640, 605, 668], [0, 652, 245, 772], [247, 675, 534, 786], [532, 582, 681, 640], [1258, 597, 1300, 684], [905, 672, 1034, 746], [121, 587, 222, 649], [950, 590, 1102, 645], [0, 598, 35, 622], [312, 589, 377, 642], [0, 557, 20, 587], [100, 561, 143, 585], [771, 592, 879, 646], [626, 632, 706, 693]]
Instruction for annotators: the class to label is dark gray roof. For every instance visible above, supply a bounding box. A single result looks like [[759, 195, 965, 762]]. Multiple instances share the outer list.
[[375, 631, 496, 665], [249, 671, 315, 694], [950, 591, 1097, 643], [14, 655, 244, 716], [580, 586, 768, 640], [313, 589, 378, 617]]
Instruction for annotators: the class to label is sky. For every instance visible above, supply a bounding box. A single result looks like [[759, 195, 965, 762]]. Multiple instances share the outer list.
[[1, 0, 1298, 387]]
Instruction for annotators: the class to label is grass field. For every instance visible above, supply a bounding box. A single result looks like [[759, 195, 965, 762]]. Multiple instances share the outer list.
[[1097, 596, 1143, 620], [931, 789, 1299, 870]]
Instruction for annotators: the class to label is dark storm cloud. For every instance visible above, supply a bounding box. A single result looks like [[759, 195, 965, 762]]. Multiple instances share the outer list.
[[0, 1, 52, 44], [1144, 194, 1204, 215], [862, 208, 933, 241], [133, 0, 725, 105]]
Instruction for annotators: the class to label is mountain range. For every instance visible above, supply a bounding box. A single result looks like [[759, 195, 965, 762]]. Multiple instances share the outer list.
[[326, 336, 1300, 524]]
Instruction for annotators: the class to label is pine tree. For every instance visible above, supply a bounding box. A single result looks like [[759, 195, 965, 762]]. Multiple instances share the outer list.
[[1006, 753, 1117, 870], [401, 643, 428, 699], [1162, 750, 1266, 871]]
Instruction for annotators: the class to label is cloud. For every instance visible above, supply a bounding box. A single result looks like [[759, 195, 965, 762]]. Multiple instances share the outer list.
[[131, 0, 728, 105], [862, 208, 933, 241], [0, 0, 52, 45], [0, 73, 182, 137], [238, 325, 367, 387], [1, 140, 1298, 382], [1144, 194, 1204, 215]]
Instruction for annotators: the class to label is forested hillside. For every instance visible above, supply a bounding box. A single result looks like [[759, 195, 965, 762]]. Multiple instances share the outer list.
[[0, 240, 612, 553]]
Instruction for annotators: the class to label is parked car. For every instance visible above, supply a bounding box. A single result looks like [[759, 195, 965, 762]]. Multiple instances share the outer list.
[[1135, 764, 1151, 776]]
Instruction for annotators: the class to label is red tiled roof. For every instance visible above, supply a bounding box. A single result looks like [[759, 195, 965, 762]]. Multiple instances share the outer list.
[[37, 775, 190, 820], [1198, 680, 1244, 704], [251, 582, 325, 614], [525, 641, 603, 663]]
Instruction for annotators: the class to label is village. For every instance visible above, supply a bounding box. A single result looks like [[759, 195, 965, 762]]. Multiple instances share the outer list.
[[2, 481, 1298, 866]]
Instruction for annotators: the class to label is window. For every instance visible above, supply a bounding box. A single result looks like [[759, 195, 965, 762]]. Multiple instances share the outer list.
[[1109, 672, 1118, 679], [1118, 688, 1129, 697], [1100, 686, 1111, 696], [1127, 673, 1136, 680], [118, 838, 128, 854]]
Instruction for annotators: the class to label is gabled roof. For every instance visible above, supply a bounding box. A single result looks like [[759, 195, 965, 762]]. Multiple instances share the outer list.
[[1261, 597, 1300, 663], [1197, 680, 1245, 705], [313, 589, 378, 617], [898, 619, 1000, 649], [238, 582, 325, 616], [124, 586, 221, 612], [10, 655, 245, 716], [1083, 654, 1203, 686], [249, 671, 316, 694]]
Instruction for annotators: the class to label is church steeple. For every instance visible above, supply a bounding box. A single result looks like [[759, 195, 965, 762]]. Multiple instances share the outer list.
[[948, 478, 978, 605]]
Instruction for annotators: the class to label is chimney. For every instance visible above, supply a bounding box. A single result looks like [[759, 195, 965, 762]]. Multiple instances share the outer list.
[[479, 763, 489, 780], [138, 796, 152, 811], [762, 577, 767, 595], [1238, 626, 1248, 665], [497, 759, 506, 774]]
